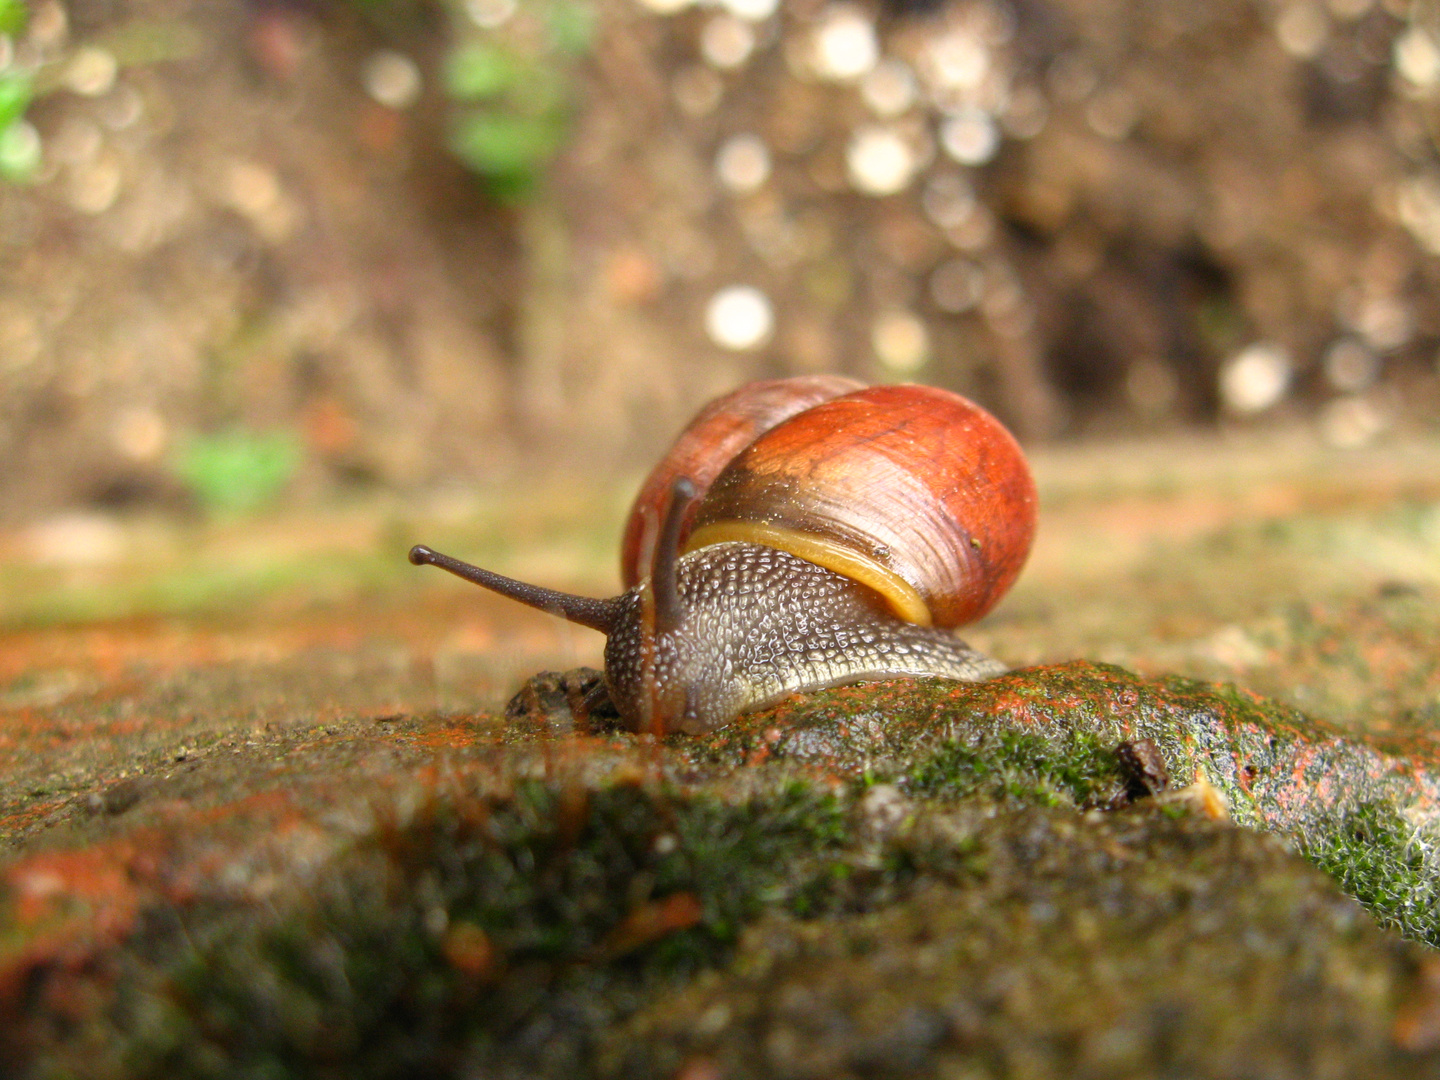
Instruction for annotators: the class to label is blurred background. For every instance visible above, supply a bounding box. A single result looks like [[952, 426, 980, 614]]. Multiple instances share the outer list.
[[2, 0, 1440, 695], [0, 0, 1438, 804], [4, 0, 1440, 515]]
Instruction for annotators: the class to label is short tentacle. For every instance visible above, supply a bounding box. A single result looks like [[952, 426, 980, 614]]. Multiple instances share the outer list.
[[651, 476, 697, 637]]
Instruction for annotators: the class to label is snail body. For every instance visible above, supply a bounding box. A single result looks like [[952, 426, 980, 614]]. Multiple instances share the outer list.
[[602, 542, 1006, 733], [410, 378, 1036, 734]]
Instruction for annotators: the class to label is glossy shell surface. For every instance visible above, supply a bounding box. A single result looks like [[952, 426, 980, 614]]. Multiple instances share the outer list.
[[684, 384, 1037, 628], [620, 374, 863, 587]]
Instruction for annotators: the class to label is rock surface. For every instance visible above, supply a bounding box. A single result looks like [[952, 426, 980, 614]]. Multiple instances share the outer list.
[[2, 435, 1439, 1077], [5, 663, 1440, 1078]]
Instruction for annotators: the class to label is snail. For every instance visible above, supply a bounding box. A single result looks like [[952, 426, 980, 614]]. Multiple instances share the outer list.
[[409, 376, 1037, 735]]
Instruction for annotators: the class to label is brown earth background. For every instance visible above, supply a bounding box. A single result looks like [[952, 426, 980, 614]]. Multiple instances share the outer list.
[[4, 0, 1440, 523]]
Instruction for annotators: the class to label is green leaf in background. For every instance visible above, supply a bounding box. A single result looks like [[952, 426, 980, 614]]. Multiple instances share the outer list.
[[0, 120, 39, 182], [0, 0, 27, 35], [546, 0, 594, 55], [443, 43, 518, 101], [448, 110, 566, 199], [174, 429, 303, 516], [0, 70, 32, 131], [440, 0, 593, 199]]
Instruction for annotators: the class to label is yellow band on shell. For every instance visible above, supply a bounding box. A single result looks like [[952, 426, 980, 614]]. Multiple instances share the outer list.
[[683, 521, 933, 627]]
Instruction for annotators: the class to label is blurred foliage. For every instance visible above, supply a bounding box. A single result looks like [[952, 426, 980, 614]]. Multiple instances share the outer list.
[[0, 116, 39, 181], [0, 72, 30, 132], [0, 0, 25, 36], [443, 0, 594, 202], [0, 1, 37, 184], [0, 7, 199, 185], [173, 429, 303, 516]]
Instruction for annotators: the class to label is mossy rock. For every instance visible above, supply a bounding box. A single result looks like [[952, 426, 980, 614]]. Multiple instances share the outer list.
[[693, 661, 1440, 946], [7, 663, 1440, 1078], [608, 803, 1439, 1080]]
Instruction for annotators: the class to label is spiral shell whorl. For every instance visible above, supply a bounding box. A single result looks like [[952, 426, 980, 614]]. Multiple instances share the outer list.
[[684, 384, 1037, 628]]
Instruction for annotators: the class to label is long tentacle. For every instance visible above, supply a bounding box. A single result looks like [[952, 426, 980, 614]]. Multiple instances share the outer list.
[[408, 545, 623, 634]]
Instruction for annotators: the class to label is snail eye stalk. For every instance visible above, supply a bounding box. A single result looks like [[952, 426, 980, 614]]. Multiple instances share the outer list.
[[407, 545, 624, 635]]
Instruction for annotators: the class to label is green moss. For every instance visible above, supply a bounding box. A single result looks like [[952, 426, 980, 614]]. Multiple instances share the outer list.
[[1300, 801, 1440, 948], [103, 746, 1432, 1080], [712, 665, 1440, 953], [94, 778, 861, 1079], [608, 803, 1428, 1080], [906, 729, 1129, 809], [16, 666, 1440, 1077]]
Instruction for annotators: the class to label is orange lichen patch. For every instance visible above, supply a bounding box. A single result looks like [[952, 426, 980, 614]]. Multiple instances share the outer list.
[[436, 620, 497, 654], [0, 609, 389, 686], [0, 591, 597, 737], [672, 1057, 726, 1080], [442, 921, 496, 980], [0, 835, 158, 1011], [0, 704, 199, 768], [5, 843, 149, 928], [404, 725, 493, 750], [0, 782, 338, 1024], [596, 891, 705, 961], [0, 801, 67, 836], [692, 662, 1440, 856], [163, 789, 299, 832], [3, 786, 300, 900], [1066, 489, 1303, 547], [0, 622, 236, 684], [1394, 957, 1440, 1053]]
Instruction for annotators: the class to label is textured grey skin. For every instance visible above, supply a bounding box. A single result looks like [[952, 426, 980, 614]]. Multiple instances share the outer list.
[[604, 541, 1007, 734]]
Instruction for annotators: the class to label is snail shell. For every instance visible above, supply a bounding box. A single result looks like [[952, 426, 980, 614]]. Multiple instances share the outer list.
[[625, 380, 1036, 629]]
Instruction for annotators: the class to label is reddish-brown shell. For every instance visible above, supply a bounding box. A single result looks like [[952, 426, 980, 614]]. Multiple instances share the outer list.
[[620, 375, 864, 587], [684, 383, 1037, 628]]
